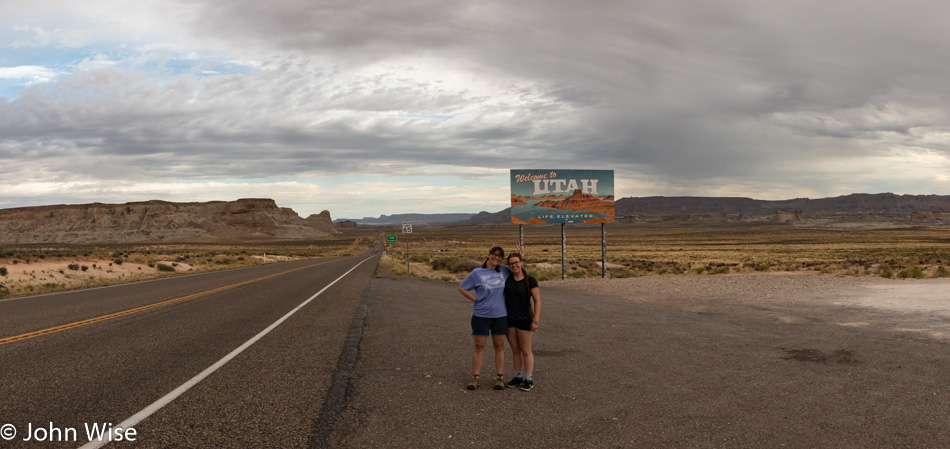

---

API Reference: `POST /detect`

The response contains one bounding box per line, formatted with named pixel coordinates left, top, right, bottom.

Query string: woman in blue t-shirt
left=458, top=245, right=520, bottom=390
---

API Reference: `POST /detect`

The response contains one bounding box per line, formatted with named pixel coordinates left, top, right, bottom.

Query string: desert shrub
left=157, top=264, right=175, bottom=272
left=693, top=267, right=705, bottom=274
left=657, top=268, right=668, bottom=275
left=113, top=258, right=123, bottom=265
left=568, top=270, right=587, bottom=278
left=13, top=260, right=18, bottom=264
left=430, top=257, right=480, bottom=274
left=756, top=263, right=770, bottom=272
left=237, top=256, right=245, bottom=261
left=410, top=254, right=430, bottom=263
left=81, top=265, right=89, bottom=271
left=710, top=267, right=730, bottom=275
left=68, top=263, right=80, bottom=271
left=172, top=262, right=179, bottom=267
left=936, top=266, right=950, bottom=278
left=897, top=267, right=925, bottom=279
left=879, top=266, right=893, bottom=278
left=0, top=267, right=6, bottom=276
left=148, top=262, right=155, bottom=268
left=216, top=258, right=234, bottom=265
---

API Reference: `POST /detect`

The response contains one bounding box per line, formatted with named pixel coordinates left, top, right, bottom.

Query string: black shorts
left=508, top=318, right=533, bottom=331
left=471, top=315, right=508, bottom=336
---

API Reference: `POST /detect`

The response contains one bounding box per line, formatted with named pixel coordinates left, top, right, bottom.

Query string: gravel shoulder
left=335, top=271, right=950, bottom=448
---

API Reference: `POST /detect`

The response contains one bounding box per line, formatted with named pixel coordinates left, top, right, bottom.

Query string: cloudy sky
left=3, top=1, right=950, bottom=219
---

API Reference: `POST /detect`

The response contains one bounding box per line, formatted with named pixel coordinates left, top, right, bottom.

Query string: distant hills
left=0, top=199, right=337, bottom=244
left=6, top=193, right=950, bottom=244
left=408, top=193, right=950, bottom=227
left=335, top=213, right=476, bottom=225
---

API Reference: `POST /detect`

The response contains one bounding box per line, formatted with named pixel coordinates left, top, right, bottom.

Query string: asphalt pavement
left=0, top=254, right=379, bottom=448
left=4, top=255, right=950, bottom=448
left=334, top=274, right=950, bottom=448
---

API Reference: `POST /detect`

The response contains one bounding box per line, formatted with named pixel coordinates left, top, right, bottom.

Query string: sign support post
left=519, top=225, right=524, bottom=252
left=602, top=223, right=607, bottom=278
left=561, top=223, right=567, bottom=280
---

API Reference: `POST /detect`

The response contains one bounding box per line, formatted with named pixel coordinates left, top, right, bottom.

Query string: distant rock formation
left=768, top=210, right=803, bottom=223
left=0, top=199, right=337, bottom=244
left=337, top=212, right=475, bottom=225
left=455, top=193, right=950, bottom=227
left=334, top=220, right=359, bottom=229
left=615, top=193, right=950, bottom=218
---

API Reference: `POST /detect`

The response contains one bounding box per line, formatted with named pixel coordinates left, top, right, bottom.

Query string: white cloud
left=0, top=65, right=58, bottom=83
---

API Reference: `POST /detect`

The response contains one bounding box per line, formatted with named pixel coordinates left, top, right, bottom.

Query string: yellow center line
left=0, top=260, right=338, bottom=346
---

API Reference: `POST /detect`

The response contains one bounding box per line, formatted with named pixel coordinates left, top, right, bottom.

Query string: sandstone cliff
left=0, top=199, right=337, bottom=244
left=615, top=193, right=950, bottom=218
left=455, top=193, right=950, bottom=227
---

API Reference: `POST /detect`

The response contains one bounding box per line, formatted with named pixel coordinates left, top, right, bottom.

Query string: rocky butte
left=0, top=199, right=337, bottom=244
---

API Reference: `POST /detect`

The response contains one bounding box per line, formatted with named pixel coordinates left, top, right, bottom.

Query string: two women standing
left=458, top=245, right=541, bottom=391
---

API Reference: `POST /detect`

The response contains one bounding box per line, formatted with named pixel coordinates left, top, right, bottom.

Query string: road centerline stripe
left=0, top=259, right=340, bottom=346
left=78, top=254, right=375, bottom=449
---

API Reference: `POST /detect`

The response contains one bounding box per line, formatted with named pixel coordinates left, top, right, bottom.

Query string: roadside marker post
left=402, top=221, right=412, bottom=274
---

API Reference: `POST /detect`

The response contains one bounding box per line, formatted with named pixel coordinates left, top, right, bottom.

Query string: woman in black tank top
left=503, top=253, right=541, bottom=391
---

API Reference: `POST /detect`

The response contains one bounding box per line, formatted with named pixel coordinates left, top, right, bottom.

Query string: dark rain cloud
left=4, top=0, right=950, bottom=211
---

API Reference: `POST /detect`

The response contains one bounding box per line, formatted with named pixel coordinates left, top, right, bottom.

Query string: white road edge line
left=79, top=255, right=375, bottom=449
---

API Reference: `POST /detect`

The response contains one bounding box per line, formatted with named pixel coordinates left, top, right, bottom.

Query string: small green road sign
left=387, top=235, right=397, bottom=244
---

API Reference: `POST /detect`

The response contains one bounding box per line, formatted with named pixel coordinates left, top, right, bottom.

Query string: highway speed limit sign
left=402, top=221, right=413, bottom=234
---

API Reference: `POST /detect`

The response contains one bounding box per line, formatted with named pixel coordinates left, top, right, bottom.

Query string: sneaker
left=467, top=376, right=479, bottom=390
left=506, top=376, right=524, bottom=388
left=520, top=379, right=534, bottom=391
left=493, top=375, right=505, bottom=390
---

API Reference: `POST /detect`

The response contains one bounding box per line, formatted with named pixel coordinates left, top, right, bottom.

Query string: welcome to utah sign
left=510, top=169, right=614, bottom=225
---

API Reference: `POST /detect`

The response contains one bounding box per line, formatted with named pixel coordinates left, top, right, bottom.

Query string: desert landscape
left=6, top=194, right=950, bottom=299
left=0, top=233, right=378, bottom=299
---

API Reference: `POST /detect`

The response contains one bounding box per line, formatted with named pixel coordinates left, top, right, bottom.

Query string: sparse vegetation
left=0, top=231, right=378, bottom=298
left=897, top=267, right=926, bottom=279
left=880, top=266, right=894, bottom=278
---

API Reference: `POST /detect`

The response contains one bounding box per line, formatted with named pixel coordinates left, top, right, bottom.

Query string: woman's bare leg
left=472, top=335, right=487, bottom=375
left=506, top=327, right=523, bottom=373
left=518, top=329, right=534, bottom=375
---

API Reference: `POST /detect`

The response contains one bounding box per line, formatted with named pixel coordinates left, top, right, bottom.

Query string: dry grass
left=377, top=223, right=950, bottom=281
left=0, top=228, right=378, bottom=298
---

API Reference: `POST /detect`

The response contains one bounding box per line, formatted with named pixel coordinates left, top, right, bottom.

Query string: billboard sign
left=510, top=169, right=614, bottom=224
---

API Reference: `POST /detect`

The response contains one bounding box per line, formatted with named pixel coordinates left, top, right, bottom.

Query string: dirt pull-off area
left=337, top=269, right=950, bottom=448
left=556, top=272, right=950, bottom=340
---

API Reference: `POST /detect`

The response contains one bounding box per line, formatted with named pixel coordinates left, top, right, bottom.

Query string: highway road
left=0, top=250, right=380, bottom=448
left=5, top=250, right=950, bottom=448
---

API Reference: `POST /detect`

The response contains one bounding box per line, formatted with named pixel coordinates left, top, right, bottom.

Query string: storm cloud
left=2, top=0, right=950, bottom=216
